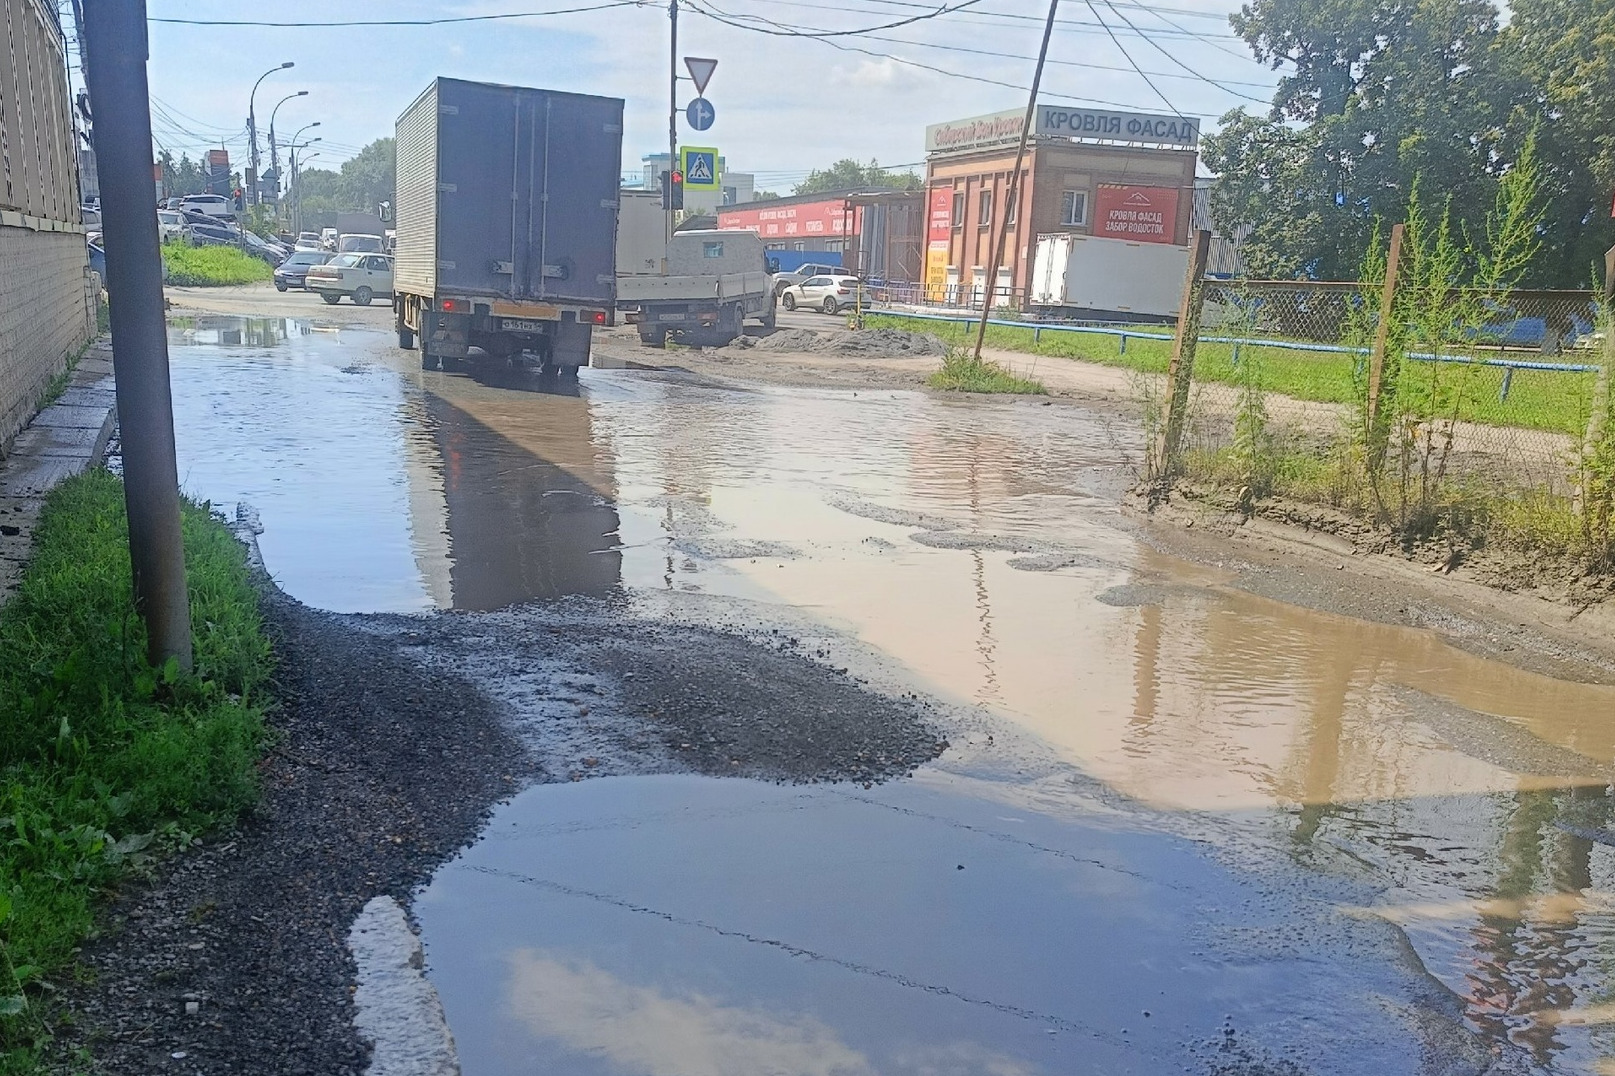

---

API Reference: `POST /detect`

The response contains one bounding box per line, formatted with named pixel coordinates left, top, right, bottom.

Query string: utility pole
left=667, top=0, right=678, bottom=247
left=81, top=0, right=193, bottom=671
left=971, top=0, right=1058, bottom=363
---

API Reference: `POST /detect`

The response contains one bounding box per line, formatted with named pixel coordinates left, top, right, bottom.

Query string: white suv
left=180, top=193, right=233, bottom=219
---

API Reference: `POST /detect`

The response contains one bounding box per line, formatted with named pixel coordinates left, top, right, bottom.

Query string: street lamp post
left=247, top=61, right=293, bottom=205
left=289, top=141, right=320, bottom=235
left=267, top=89, right=307, bottom=206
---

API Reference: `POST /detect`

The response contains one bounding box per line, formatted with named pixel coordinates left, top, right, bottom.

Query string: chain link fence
left=1157, top=244, right=1612, bottom=553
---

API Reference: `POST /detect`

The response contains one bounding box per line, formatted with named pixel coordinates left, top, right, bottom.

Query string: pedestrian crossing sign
left=681, top=146, right=719, bottom=191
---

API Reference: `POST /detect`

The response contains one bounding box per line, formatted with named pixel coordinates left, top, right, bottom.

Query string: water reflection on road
left=166, top=318, right=1615, bottom=1073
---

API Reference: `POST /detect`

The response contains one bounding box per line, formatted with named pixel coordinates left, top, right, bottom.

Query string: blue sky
left=120, top=0, right=1281, bottom=190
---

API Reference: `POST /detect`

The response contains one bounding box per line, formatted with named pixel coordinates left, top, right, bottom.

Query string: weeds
left=162, top=243, right=272, bottom=287
left=0, top=470, right=271, bottom=1069
left=927, top=347, right=1047, bottom=395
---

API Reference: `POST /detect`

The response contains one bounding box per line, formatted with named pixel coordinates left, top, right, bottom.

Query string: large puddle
left=167, top=316, right=1615, bottom=1072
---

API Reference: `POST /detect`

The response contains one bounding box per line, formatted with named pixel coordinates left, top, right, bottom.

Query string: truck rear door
left=434, top=80, right=623, bottom=307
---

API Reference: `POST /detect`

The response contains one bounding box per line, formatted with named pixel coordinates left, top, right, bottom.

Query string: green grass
left=872, top=313, right=1598, bottom=436
left=927, top=347, right=1047, bottom=395
left=161, top=242, right=272, bottom=287
left=0, top=471, right=271, bottom=1070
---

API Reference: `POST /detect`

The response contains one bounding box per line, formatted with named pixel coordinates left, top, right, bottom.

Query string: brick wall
left=0, top=0, right=92, bottom=447
left=0, top=225, right=91, bottom=443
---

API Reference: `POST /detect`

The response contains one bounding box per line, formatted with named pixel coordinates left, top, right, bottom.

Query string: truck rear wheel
left=639, top=325, right=668, bottom=348
left=397, top=319, right=416, bottom=350
left=762, top=299, right=777, bottom=330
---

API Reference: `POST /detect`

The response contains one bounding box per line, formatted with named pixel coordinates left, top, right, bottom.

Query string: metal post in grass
left=1367, top=223, right=1405, bottom=440
left=82, top=0, right=194, bottom=672
left=1155, top=229, right=1213, bottom=478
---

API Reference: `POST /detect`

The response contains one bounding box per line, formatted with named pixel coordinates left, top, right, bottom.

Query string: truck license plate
left=657, top=312, right=686, bottom=322
left=499, top=318, right=548, bottom=332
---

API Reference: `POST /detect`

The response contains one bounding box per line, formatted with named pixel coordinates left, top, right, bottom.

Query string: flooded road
left=167, top=315, right=1615, bottom=1073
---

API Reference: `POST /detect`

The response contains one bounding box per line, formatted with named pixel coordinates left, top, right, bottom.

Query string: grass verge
left=927, top=347, right=1047, bottom=395
left=872, top=312, right=1596, bottom=436
left=162, top=243, right=272, bottom=287
left=0, top=470, right=271, bottom=1071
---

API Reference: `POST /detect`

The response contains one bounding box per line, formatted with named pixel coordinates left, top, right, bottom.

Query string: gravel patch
left=741, top=327, right=947, bottom=357
left=50, top=581, right=950, bottom=1068
left=47, top=592, right=531, bottom=1074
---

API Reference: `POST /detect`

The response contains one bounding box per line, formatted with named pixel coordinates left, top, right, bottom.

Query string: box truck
left=393, top=77, right=624, bottom=374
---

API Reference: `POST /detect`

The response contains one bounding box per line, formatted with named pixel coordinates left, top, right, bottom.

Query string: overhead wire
left=150, top=1, right=650, bottom=27
left=1079, top=0, right=1183, bottom=115
left=1096, top=0, right=1267, bottom=103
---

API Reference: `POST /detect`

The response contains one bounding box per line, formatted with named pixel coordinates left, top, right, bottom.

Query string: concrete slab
left=32, top=404, right=114, bottom=431
left=0, top=455, right=89, bottom=498
left=11, top=423, right=107, bottom=458
left=54, top=385, right=116, bottom=409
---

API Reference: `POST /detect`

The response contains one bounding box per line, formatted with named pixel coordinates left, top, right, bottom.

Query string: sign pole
left=971, top=0, right=1058, bottom=364
left=666, top=0, right=678, bottom=252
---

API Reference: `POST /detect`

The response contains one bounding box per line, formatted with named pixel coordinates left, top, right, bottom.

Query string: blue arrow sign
left=686, top=97, right=716, bottom=132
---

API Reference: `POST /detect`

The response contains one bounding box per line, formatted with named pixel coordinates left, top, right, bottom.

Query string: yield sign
left=684, top=56, right=718, bottom=95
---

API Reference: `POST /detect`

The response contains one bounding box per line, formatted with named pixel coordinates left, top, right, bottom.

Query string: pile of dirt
left=738, top=327, right=948, bottom=357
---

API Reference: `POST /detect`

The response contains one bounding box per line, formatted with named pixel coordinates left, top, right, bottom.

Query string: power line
left=150, top=1, right=649, bottom=26
left=1080, top=0, right=1182, bottom=116
left=686, top=0, right=1221, bottom=115
left=1097, top=0, right=1267, bottom=103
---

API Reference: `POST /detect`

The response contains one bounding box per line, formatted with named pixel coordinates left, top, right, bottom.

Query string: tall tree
left=793, top=158, right=920, bottom=195
left=1499, top=0, right=1615, bottom=284
left=1210, top=0, right=1508, bottom=279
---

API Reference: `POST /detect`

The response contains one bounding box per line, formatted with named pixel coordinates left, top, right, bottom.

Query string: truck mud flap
left=551, top=319, right=593, bottom=368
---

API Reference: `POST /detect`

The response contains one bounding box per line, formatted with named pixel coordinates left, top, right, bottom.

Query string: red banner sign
left=927, top=186, right=953, bottom=244
left=1093, top=184, right=1179, bottom=245
left=718, top=199, right=860, bottom=239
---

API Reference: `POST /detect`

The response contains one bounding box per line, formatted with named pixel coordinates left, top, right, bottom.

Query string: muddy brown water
left=167, top=316, right=1615, bottom=1073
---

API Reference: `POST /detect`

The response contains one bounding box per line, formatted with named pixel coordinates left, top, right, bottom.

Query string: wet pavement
left=165, top=314, right=1615, bottom=1074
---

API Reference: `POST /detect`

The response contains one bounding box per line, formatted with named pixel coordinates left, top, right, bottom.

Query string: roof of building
left=721, top=186, right=919, bottom=212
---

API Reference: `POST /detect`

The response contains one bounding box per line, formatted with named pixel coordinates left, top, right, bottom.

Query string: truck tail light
left=441, top=299, right=458, bottom=312
left=591, top=310, right=607, bottom=324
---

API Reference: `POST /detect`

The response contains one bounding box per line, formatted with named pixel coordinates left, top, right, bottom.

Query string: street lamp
left=267, top=89, right=308, bottom=197
left=288, top=141, right=321, bottom=235
left=247, top=61, right=294, bottom=205
left=291, top=120, right=321, bottom=148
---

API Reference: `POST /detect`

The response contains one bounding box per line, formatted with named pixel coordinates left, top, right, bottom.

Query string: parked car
left=180, top=193, right=233, bottom=219
left=87, top=240, right=106, bottom=281
left=185, top=221, right=237, bottom=247
left=304, top=252, right=394, bottom=305
left=295, top=231, right=322, bottom=251
left=274, top=250, right=332, bottom=291
left=779, top=274, right=868, bottom=315
left=337, top=233, right=385, bottom=254
left=772, top=261, right=846, bottom=297
left=157, top=209, right=186, bottom=243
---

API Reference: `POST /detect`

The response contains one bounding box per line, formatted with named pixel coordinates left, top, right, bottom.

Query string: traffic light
left=660, top=169, right=684, bottom=211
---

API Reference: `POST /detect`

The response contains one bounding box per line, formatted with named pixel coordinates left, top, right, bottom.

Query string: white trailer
left=1030, top=233, right=1188, bottom=321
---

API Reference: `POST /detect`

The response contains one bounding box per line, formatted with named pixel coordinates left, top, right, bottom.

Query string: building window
left=978, top=189, right=993, bottom=228
left=1060, top=190, right=1088, bottom=226
left=794, top=241, right=806, bottom=251
left=1004, top=189, right=1017, bottom=226
left=952, top=191, right=965, bottom=231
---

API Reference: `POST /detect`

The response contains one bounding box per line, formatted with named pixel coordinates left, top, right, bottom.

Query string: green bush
left=161, top=242, right=272, bottom=287
left=0, top=471, right=271, bottom=1067
left=927, top=347, right=1046, bottom=395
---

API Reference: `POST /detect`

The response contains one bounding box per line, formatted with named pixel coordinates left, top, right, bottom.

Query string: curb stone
left=0, top=337, right=116, bottom=600
left=348, top=896, right=461, bottom=1076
